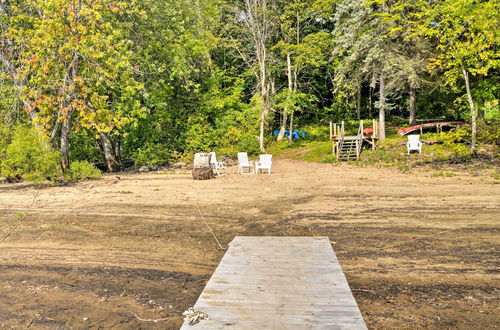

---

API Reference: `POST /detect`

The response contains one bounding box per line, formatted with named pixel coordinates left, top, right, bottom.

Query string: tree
left=382, top=0, right=434, bottom=125
left=1, top=0, right=144, bottom=171
left=407, top=0, right=499, bottom=152
left=333, top=0, right=407, bottom=140
left=274, top=0, right=332, bottom=142
left=230, top=0, right=277, bottom=152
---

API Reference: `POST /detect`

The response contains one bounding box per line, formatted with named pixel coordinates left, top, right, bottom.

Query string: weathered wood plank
left=180, top=236, right=367, bottom=329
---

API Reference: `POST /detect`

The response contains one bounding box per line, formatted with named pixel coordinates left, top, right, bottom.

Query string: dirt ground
left=0, top=159, right=498, bottom=329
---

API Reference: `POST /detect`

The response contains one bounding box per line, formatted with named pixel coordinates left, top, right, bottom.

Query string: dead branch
left=352, top=289, right=376, bottom=294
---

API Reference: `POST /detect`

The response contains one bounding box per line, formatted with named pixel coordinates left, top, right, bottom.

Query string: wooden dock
left=180, top=236, right=367, bottom=329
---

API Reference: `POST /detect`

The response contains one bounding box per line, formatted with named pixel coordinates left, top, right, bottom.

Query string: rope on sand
left=196, top=202, right=227, bottom=251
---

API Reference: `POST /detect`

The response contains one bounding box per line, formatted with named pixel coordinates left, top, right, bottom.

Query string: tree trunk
left=288, top=111, right=294, bottom=145
left=258, top=60, right=270, bottom=153
left=368, top=87, right=373, bottom=118
left=378, top=72, right=386, bottom=141
left=99, top=132, right=120, bottom=172
left=356, top=86, right=362, bottom=120
left=278, top=52, right=294, bottom=142
left=409, top=84, right=417, bottom=126
left=259, top=111, right=266, bottom=152
left=277, top=112, right=288, bottom=141
left=259, top=78, right=272, bottom=153
left=243, top=0, right=273, bottom=153
left=60, top=117, right=70, bottom=171
left=461, top=64, right=477, bottom=154
left=50, top=110, right=62, bottom=143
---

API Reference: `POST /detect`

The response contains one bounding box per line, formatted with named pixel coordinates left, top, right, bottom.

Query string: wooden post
left=329, top=121, right=333, bottom=141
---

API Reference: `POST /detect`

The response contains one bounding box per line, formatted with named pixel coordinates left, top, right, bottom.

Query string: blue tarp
left=273, top=130, right=308, bottom=140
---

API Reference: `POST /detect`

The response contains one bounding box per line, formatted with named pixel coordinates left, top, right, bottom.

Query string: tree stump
left=192, top=153, right=215, bottom=180
left=192, top=167, right=215, bottom=180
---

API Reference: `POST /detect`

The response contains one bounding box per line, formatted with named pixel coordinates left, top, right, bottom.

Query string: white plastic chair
left=210, top=152, right=227, bottom=176
left=255, top=154, right=272, bottom=174
left=407, top=135, right=422, bottom=154
left=237, top=152, right=254, bottom=174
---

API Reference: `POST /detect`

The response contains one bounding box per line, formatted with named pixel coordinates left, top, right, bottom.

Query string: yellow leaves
left=5, top=0, right=142, bottom=141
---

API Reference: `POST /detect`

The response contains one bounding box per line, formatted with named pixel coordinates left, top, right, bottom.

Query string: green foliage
left=361, top=137, right=410, bottom=171
left=301, top=125, right=330, bottom=140
left=1, top=126, right=62, bottom=182
left=184, top=77, right=260, bottom=156
left=0, top=124, right=11, bottom=162
left=477, top=120, right=500, bottom=146
left=69, top=131, right=103, bottom=163
left=131, top=143, right=172, bottom=166
left=431, top=172, right=457, bottom=178
left=65, top=161, right=102, bottom=181
left=0, top=0, right=498, bottom=170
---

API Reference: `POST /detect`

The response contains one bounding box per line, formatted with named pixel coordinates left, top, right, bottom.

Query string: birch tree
left=241, top=0, right=276, bottom=152
left=275, top=0, right=331, bottom=142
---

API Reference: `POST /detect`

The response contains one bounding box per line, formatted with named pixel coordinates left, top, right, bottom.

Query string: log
left=192, top=153, right=215, bottom=180
left=192, top=167, right=215, bottom=180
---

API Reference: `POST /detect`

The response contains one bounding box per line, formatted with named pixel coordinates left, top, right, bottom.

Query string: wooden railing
left=330, top=119, right=380, bottom=157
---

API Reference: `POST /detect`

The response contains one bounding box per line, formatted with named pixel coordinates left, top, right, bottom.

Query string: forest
left=0, top=0, right=498, bottom=179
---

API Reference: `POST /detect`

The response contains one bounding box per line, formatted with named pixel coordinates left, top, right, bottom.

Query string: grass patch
left=267, top=125, right=497, bottom=174
left=118, top=190, right=133, bottom=194
left=268, top=140, right=337, bottom=163
left=431, top=172, right=458, bottom=178
left=491, top=173, right=500, bottom=180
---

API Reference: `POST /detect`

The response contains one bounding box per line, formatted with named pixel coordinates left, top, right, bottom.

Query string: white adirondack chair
left=210, top=152, right=227, bottom=176
left=237, top=152, right=254, bottom=174
left=407, top=135, right=422, bottom=154
left=255, top=154, right=272, bottom=174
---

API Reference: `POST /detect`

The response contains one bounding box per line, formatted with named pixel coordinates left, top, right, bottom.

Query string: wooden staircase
left=330, top=120, right=379, bottom=161
left=338, top=137, right=361, bottom=161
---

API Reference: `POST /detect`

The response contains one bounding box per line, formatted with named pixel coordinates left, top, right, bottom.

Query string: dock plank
left=180, top=236, right=367, bottom=329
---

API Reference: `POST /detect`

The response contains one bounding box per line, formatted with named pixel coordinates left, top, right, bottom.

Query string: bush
left=1, top=126, right=62, bottom=183
left=433, top=128, right=473, bottom=161
left=478, top=119, right=500, bottom=146
left=0, top=124, right=11, bottom=165
left=236, top=134, right=260, bottom=155
left=301, top=125, right=330, bottom=140
left=131, top=143, right=171, bottom=166
left=66, top=161, right=101, bottom=181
